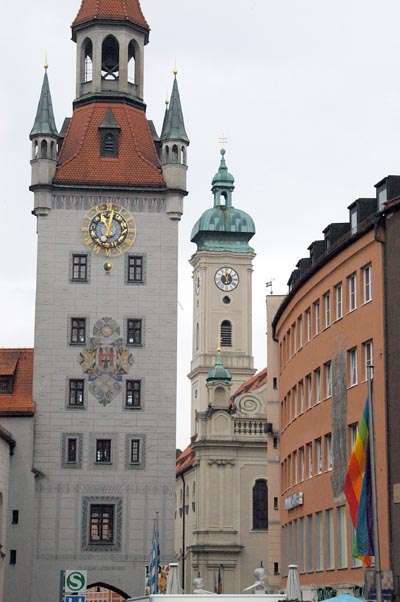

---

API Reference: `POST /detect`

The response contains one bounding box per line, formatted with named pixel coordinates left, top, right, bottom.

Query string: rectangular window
left=9, top=550, right=16, bottom=565
left=315, top=511, right=323, bottom=571
left=349, top=348, right=358, bottom=386
left=12, top=510, right=19, bottom=525
left=298, top=316, right=303, bottom=348
left=72, top=254, right=88, bottom=282
left=292, top=323, right=297, bottom=354
left=274, top=497, right=279, bottom=510
left=350, top=423, right=358, bottom=454
left=337, top=505, right=348, bottom=568
left=71, top=318, right=86, bottom=344
left=306, top=309, right=311, bottom=342
left=316, top=438, right=322, bottom=474
left=325, top=361, right=332, bottom=398
left=127, top=319, right=142, bottom=346
left=326, top=508, right=334, bottom=570
left=126, top=380, right=141, bottom=408
left=325, top=433, right=333, bottom=470
left=307, top=442, right=313, bottom=478
left=274, top=562, right=279, bottom=575
left=130, top=439, right=141, bottom=463
left=335, top=283, right=343, bottom=320
left=314, top=301, right=320, bottom=335
left=0, top=376, right=13, bottom=395
left=67, top=438, right=78, bottom=463
left=299, top=380, right=304, bottom=414
left=273, top=377, right=278, bottom=390
left=348, top=273, right=357, bottom=311
left=299, top=447, right=305, bottom=481
left=293, top=518, right=298, bottom=564
left=363, top=340, right=373, bottom=381
left=350, top=208, right=357, bottom=234
left=324, top=293, right=331, bottom=328
left=315, top=368, right=321, bottom=403
left=96, top=439, right=112, bottom=463
left=127, top=255, right=144, bottom=283
left=306, top=374, right=312, bottom=409
left=292, top=387, right=297, bottom=419
left=363, top=265, right=372, bottom=303
left=299, top=517, right=305, bottom=573
left=307, top=514, right=313, bottom=572
left=89, top=504, right=114, bottom=543
left=69, top=379, right=84, bottom=407
left=293, top=450, right=298, bottom=484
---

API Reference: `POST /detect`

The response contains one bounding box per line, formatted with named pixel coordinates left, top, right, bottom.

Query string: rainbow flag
left=344, top=399, right=374, bottom=566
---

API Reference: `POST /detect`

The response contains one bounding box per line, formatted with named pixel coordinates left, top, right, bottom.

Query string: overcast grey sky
left=2, top=0, right=400, bottom=449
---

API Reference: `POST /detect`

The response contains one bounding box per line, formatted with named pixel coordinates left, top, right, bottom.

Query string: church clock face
left=81, top=202, right=136, bottom=257
left=214, top=267, right=239, bottom=292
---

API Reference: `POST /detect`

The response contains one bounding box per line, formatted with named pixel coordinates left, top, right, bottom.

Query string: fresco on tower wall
left=79, top=317, right=133, bottom=406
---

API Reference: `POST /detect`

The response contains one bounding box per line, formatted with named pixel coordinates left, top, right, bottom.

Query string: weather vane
left=266, top=278, right=275, bottom=295
left=218, top=134, right=228, bottom=148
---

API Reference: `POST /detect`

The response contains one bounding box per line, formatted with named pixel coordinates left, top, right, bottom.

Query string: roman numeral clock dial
left=81, top=203, right=136, bottom=257
left=214, top=267, right=239, bottom=292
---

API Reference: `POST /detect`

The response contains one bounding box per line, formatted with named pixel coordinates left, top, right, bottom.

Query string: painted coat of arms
left=79, top=317, right=133, bottom=406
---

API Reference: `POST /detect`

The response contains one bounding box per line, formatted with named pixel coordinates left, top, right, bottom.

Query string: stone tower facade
left=188, top=150, right=256, bottom=433
left=25, top=2, right=188, bottom=601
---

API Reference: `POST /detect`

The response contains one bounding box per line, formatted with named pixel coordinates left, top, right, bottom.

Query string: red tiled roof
left=54, top=103, right=165, bottom=188
left=0, top=350, right=34, bottom=416
left=73, top=0, right=149, bottom=30
left=176, top=444, right=195, bottom=476
left=231, top=367, right=268, bottom=400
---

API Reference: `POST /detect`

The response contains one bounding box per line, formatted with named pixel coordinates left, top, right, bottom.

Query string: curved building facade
left=273, top=195, right=392, bottom=597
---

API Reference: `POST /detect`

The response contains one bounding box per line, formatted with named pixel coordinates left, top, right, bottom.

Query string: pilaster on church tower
left=188, top=149, right=256, bottom=434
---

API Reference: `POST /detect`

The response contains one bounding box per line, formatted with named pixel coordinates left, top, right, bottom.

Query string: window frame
left=314, top=368, right=321, bottom=404
left=127, top=255, right=144, bottom=284
left=348, top=273, right=357, bottom=312
left=306, top=309, right=311, bottom=342
left=325, top=361, right=332, bottom=398
left=221, top=320, right=232, bottom=347
left=362, top=264, right=372, bottom=303
left=68, top=379, right=84, bottom=408
left=363, top=340, right=373, bottom=381
left=316, top=438, right=322, bottom=474
left=314, top=301, right=320, bottom=335
left=252, top=479, right=268, bottom=530
left=89, top=504, right=115, bottom=544
left=71, top=254, right=88, bottom=282
left=127, top=319, right=143, bottom=346
left=126, top=379, right=142, bottom=409
left=0, top=375, right=13, bottom=395
left=349, top=348, right=358, bottom=387
left=70, top=318, right=86, bottom=345
left=95, top=439, right=112, bottom=464
left=324, top=292, right=331, bottom=328
left=325, top=433, right=333, bottom=471
left=335, top=283, right=343, bottom=320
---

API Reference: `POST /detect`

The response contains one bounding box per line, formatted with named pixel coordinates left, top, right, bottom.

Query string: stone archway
left=87, top=583, right=130, bottom=601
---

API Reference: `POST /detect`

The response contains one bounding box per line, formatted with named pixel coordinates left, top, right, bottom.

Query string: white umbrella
left=286, top=564, right=302, bottom=601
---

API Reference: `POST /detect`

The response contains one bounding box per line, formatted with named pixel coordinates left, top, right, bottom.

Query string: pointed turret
left=30, top=67, right=58, bottom=139
left=161, top=75, right=189, bottom=144
left=161, top=72, right=189, bottom=220
left=207, top=350, right=232, bottom=384
left=30, top=67, right=58, bottom=210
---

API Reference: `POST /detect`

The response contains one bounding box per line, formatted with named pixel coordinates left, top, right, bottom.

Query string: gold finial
left=173, top=67, right=178, bottom=76
left=44, top=51, right=48, bottom=70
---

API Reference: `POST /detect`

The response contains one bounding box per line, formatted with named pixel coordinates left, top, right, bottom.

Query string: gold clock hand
left=106, top=210, right=115, bottom=236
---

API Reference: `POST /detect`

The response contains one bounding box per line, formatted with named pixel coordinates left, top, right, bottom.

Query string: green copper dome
left=207, top=351, right=232, bottom=384
left=191, top=149, right=255, bottom=253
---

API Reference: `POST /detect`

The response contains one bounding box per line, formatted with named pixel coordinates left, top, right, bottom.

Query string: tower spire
left=30, top=67, right=58, bottom=138
left=161, top=74, right=189, bottom=143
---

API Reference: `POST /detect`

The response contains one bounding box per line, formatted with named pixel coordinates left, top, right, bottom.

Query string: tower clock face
left=214, top=267, right=239, bottom=292
left=81, top=202, right=136, bottom=257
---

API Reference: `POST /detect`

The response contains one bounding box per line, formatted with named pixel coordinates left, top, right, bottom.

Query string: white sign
left=284, top=491, right=304, bottom=511
left=65, top=570, right=87, bottom=593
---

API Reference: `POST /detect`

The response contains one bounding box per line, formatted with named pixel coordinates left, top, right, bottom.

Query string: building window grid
left=0, top=376, right=13, bottom=395
left=127, top=255, right=143, bottom=283
left=67, top=438, right=78, bottom=463
left=126, top=380, right=141, bottom=408
left=335, top=284, right=343, bottom=320
left=72, top=254, right=88, bottom=281
left=71, top=318, right=86, bottom=344
left=89, top=504, right=114, bottom=544
left=315, top=368, right=321, bottom=403
left=348, top=273, right=357, bottom=312
left=324, top=293, right=331, bottom=328
left=325, top=361, right=332, bottom=398
left=349, top=348, right=358, bottom=387
left=363, top=265, right=372, bottom=303
left=252, top=479, right=268, bottom=530
left=127, top=319, right=142, bottom=346
left=130, top=439, right=140, bottom=463
left=69, top=379, right=84, bottom=407
left=96, top=439, right=112, bottom=463
left=314, top=301, right=320, bottom=335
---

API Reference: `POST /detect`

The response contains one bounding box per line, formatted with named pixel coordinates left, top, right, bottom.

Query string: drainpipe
left=180, top=473, right=186, bottom=592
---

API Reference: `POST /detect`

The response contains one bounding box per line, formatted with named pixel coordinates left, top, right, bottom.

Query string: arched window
left=84, top=39, right=93, bottom=82
left=181, top=145, right=187, bottom=165
left=253, top=479, right=268, bottom=530
left=50, top=141, right=55, bottom=159
left=172, top=144, right=179, bottom=163
left=185, top=485, right=189, bottom=515
left=220, top=320, right=232, bottom=347
left=102, top=35, right=119, bottom=80
left=165, top=146, right=170, bottom=163
left=33, top=141, right=38, bottom=159
left=192, top=482, right=196, bottom=512
left=128, top=40, right=137, bottom=84
left=40, top=139, right=48, bottom=159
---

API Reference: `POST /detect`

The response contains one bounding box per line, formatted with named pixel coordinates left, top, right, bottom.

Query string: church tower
left=25, top=2, right=188, bottom=601
left=189, top=149, right=255, bottom=433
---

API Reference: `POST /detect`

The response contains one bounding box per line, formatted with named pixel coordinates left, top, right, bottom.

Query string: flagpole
left=367, top=367, right=382, bottom=602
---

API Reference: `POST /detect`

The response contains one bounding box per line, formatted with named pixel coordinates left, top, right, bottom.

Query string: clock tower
left=189, top=149, right=255, bottom=433
left=26, top=1, right=188, bottom=601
